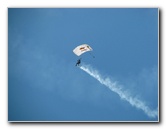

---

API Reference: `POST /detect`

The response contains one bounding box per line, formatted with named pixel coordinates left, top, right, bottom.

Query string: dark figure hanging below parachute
left=75, top=58, right=81, bottom=66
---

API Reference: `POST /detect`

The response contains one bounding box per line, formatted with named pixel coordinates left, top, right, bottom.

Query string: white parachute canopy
left=73, top=44, right=93, bottom=56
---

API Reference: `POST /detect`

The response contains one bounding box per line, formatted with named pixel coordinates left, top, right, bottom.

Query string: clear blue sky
left=8, top=8, right=158, bottom=121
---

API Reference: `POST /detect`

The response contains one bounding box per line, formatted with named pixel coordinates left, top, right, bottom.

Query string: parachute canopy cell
left=73, top=44, right=93, bottom=56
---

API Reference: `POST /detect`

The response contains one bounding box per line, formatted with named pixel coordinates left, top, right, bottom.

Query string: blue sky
left=8, top=8, right=158, bottom=121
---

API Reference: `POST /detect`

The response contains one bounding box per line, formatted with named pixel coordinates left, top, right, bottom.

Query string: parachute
left=73, top=44, right=93, bottom=56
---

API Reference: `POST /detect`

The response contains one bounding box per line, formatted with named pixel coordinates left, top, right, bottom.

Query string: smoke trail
left=79, top=64, right=158, bottom=118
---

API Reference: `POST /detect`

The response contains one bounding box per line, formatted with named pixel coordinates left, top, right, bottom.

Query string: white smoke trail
left=79, top=64, right=158, bottom=118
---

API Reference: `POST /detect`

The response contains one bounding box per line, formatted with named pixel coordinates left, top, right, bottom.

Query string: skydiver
left=75, top=58, right=81, bottom=66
